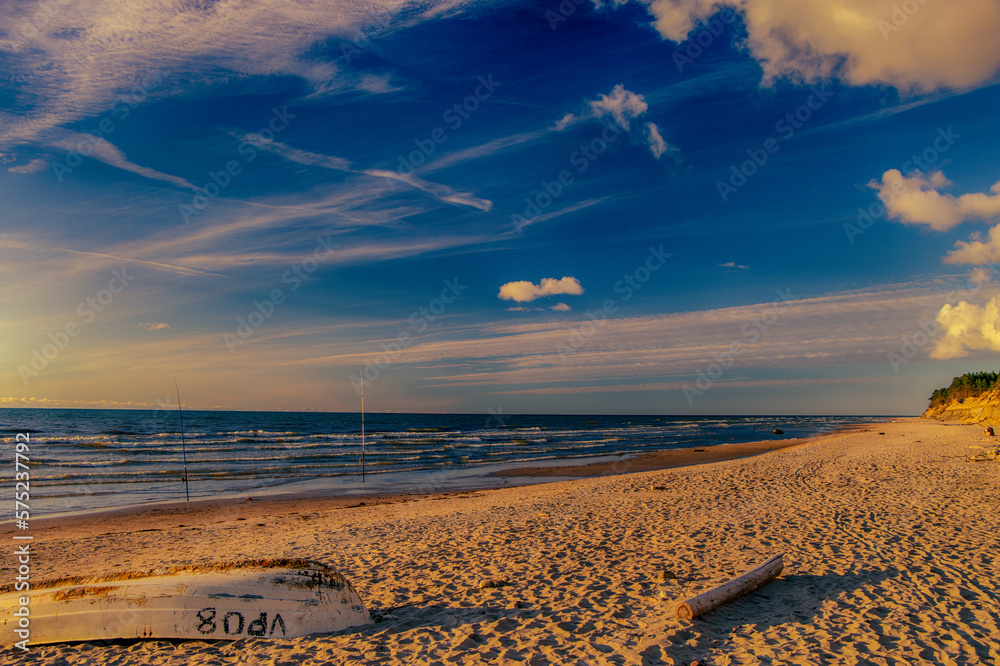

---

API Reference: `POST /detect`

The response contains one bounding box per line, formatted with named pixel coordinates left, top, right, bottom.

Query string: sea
left=2, top=409, right=889, bottom=517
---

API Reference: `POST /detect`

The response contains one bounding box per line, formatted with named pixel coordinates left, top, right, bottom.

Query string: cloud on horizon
left=0, top=277, right=972, bottom=411
left=280, top=280, right=966, bottom=400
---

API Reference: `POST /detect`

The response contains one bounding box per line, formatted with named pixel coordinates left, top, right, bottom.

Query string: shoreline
left=12, top=424, right=879, bottom=529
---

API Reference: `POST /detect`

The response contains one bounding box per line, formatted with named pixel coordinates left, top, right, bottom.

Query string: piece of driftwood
left=674, top=553, right=784, bottom=620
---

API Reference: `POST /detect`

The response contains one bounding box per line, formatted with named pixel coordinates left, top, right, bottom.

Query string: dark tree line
left=929, top=372, right=1000, bottom=408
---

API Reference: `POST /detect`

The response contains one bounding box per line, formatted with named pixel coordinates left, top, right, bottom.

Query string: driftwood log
left=674, top=553, right=784, bottom=620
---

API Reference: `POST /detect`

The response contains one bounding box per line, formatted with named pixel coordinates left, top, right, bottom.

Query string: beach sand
left=4, top=418, right=1000, bottom=665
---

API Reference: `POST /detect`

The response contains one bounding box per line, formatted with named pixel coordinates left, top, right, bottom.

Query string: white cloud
left=968, top=267, right=993, bottom=286
left=588, top=85, right=648, bottom=131
left=947, top=227, right=1000, bottom=266
left=719, top=261, right=749, bottom=269
left=47, top=130, right=198, bottom=189
left=0, top=0, right=465, bottom=147
left=365, top=168, right=493, bottom=211
left=500, top=376, right=892, bottom=396
left=35, top=174, right=495, bottom=280
left=641, top=0, right=728, bottom=42
left=498, top=277, right=585, bottom=303
left=870, top=169, right=1000, bottom=265
left=0, top=396, right=175, bottom=409
left=355, top=73, right=403, bottom=94
left=930, top=296, right=1000, bottom=359
left=506, top=198, right=611, bottom=234
left=8, top=158, right=47, bottom=174
left=242, top=134, right=350, bottom=171
left=554, top=113, right=578, bottom=131
left=422, top=131, right=547, bottom=174
left=555, top=85, right=675, bottom=159
left=869, top=170, right=1000, bottom=232
left=550, top=302, right=571, bottom=311
left=635, top=0, right=1000, bottom=93
left=556, top=84, right=648, bottom=132
left=0, top=237, right=228, bottom=278
left=644, top=122, right=675, bottom=159
left=138, top=322, right=170, bottom=331
left=244, top=135, right=493, bottom=211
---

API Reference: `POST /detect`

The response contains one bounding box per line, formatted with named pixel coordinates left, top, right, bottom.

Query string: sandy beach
left=4, top=417, right=1000, bottom=665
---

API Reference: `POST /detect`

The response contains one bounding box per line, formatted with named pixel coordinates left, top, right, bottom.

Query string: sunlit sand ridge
left=6, top=418, right=999, bottom=664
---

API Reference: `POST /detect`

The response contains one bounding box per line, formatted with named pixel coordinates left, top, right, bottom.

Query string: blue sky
left=2, top=0, right=1000, bottom=414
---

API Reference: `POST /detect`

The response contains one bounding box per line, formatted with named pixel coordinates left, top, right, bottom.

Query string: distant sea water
left=1, top=409, right=889, bottom=517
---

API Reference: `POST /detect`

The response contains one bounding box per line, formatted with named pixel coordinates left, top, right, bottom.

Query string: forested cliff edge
left=922, top=372, right=1000, bottom=424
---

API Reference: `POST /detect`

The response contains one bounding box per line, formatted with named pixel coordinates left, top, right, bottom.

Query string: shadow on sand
left=642, top=567, right=900, bottom=665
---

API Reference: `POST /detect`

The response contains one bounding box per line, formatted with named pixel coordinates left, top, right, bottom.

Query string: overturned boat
left=1, top=558, right=370, bottom=646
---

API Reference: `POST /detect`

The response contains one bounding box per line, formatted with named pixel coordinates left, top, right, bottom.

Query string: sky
left=2, top=0, right=1000, bottom=415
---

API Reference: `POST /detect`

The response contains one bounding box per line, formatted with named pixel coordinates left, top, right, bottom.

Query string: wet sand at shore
left=491, top=436, right=815, bottom=478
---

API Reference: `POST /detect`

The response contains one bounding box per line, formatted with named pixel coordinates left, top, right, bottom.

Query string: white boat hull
left=1, top=559, right=370, bottom=646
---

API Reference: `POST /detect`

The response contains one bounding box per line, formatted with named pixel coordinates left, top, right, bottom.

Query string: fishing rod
left=173, top=375, right=190, bottom=502
left=361, top=381, right=365, bottom=486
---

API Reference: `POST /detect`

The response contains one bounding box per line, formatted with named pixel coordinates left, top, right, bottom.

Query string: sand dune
left=3, top=418, right=999, bottom=665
